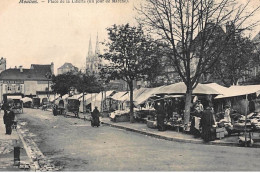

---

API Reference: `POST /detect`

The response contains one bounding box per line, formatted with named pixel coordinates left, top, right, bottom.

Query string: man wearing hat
left=3, top=104, right=15, bottom=135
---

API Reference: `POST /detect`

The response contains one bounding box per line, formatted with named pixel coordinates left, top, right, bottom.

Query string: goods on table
left=134, top=109, right=156, bottom=123
left=109, top=110, right=130, bottom=122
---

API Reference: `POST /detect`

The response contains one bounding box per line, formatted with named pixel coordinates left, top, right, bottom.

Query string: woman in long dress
left=200, top=106, right=216, bottom=142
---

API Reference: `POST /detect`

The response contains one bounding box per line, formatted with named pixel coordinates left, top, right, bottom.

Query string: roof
left=58, top=63, right=78, bottom=70
left=0, top=64, right=52, bottom=81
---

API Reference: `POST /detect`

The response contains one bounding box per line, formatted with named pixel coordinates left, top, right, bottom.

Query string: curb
left=16, top=123, right=59, bottom=171
left=101, top=121, right=260, bottom=148
left=101, top=121, right=204, bottom=144
left=16, top=127, right=39, bottom=171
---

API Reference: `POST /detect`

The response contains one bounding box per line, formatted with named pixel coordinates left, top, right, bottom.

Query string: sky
left=0, top=0, right=259, bottom=74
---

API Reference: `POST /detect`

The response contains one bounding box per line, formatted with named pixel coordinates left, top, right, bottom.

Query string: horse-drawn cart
left=67, top=98, right=80, bottom=118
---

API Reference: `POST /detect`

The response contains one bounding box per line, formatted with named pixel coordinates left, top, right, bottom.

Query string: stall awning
left=7, top=95, right=22, bottom=100
left=134, top=86, right=165, bottom=105
left=21, top=97, right=32, bottom=102
left=111, top=91, right=128, bottom=101
left=215, top=85, right=260, bottom=99
left=155, top=82, right=220, bottom=95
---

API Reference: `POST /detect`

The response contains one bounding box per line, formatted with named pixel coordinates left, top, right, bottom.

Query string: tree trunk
left=129, top=80, right=134, bottom=123
left=184, top=88, right=192, bottom=129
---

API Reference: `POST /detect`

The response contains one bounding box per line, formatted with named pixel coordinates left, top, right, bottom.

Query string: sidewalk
left=51, top=110, right=260, bottom=148
left=0, top=112, right=31, bottom=171
left=100, top=117, right=241, bottom=146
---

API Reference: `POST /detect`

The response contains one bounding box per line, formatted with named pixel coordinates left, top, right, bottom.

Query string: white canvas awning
left=155, top=82, right=220, bottom=95
left=111, top=91, right=128, bottom=101
left=7, top=95, right=22, bottom=100
left=21, top=97, right=32, bottom=102
left=215, top=85, right=260, bottom=99
left=134, top=86, right=165, bottom=106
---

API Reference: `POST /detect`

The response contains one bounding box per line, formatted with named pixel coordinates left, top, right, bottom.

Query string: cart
left=66, top=98, right=80, bottom=118
left=32, top=97, right=40, bottom=109
left=41, top=97, right=50, bottom=110
left=12, top=99, right=23, bottom=114
left=53, top=99, right=66, bottom=115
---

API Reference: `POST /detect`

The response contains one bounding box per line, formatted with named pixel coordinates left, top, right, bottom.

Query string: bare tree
left=136, top=0, right=260, bottom=127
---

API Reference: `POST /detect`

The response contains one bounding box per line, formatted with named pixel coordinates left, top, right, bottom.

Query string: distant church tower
left=86, top=34, right=102, bottom=75
left=0, top=57, right=6, bottom=74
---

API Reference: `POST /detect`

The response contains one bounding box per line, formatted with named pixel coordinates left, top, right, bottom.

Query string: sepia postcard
left=1, top=0, right=260, bottom=171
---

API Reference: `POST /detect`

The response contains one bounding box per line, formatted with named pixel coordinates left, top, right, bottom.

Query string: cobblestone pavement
left=14, top=108, right=260, bottom=171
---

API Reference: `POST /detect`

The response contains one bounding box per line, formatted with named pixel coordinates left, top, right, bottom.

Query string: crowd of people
left=152, top=97, right=238, bottom=142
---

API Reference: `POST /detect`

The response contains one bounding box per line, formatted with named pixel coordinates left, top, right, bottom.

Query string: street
left=14, top=108, right=260, bottom=171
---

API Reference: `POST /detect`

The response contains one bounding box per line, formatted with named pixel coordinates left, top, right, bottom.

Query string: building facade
left=57, top=62, right=79, bottom=75
left=0, top=63, right=54, bottom=102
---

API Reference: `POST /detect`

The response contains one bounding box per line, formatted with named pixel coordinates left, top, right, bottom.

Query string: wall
left=24, top=81, right=49, bottom=96
left=24, top=81, right=38, bottom=95
left=0, top=83, right=25, bottom=102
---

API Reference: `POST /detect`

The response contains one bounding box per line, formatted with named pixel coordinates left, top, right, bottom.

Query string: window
left=12, top=85, right=16, bottom=92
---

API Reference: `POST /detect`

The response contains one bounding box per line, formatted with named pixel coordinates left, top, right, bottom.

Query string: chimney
left=19, top=65, right=23, bottom=72
left=51, top=62, right=54, bottom=74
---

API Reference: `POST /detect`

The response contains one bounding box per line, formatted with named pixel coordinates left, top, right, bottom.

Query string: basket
left=147, top=120, right=157, bottom=129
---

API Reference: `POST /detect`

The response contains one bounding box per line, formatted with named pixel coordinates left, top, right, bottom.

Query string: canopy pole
left=245, top=94, right=248, bottom=147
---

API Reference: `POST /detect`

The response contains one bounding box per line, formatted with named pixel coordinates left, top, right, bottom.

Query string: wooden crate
left=216, top=128, right=225, bottom=139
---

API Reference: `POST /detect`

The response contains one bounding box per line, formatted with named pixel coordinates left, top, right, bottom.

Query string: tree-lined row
left=99, top=0, right=260, bottom=124
left=51, top=72, right=102, bottom=97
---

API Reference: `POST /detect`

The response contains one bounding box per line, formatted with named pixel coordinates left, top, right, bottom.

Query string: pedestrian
left=196, top=100, right=204, bottom=113
left=249, top=99, right=255, bottom=113
left=155, top=101, right=166, bottom=131
left=178, top=99, right=185, bottom=118
left=91, top=106, right=100, bottom=127
left=166, top=99, right=174, bottom=120
left=3, top=105, right=15, bottom=135
left=200, top=106, right=217, bottom=142
left=52, top=104, right=58, bottom=116
left=224, top=105, right=231, bottom=123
